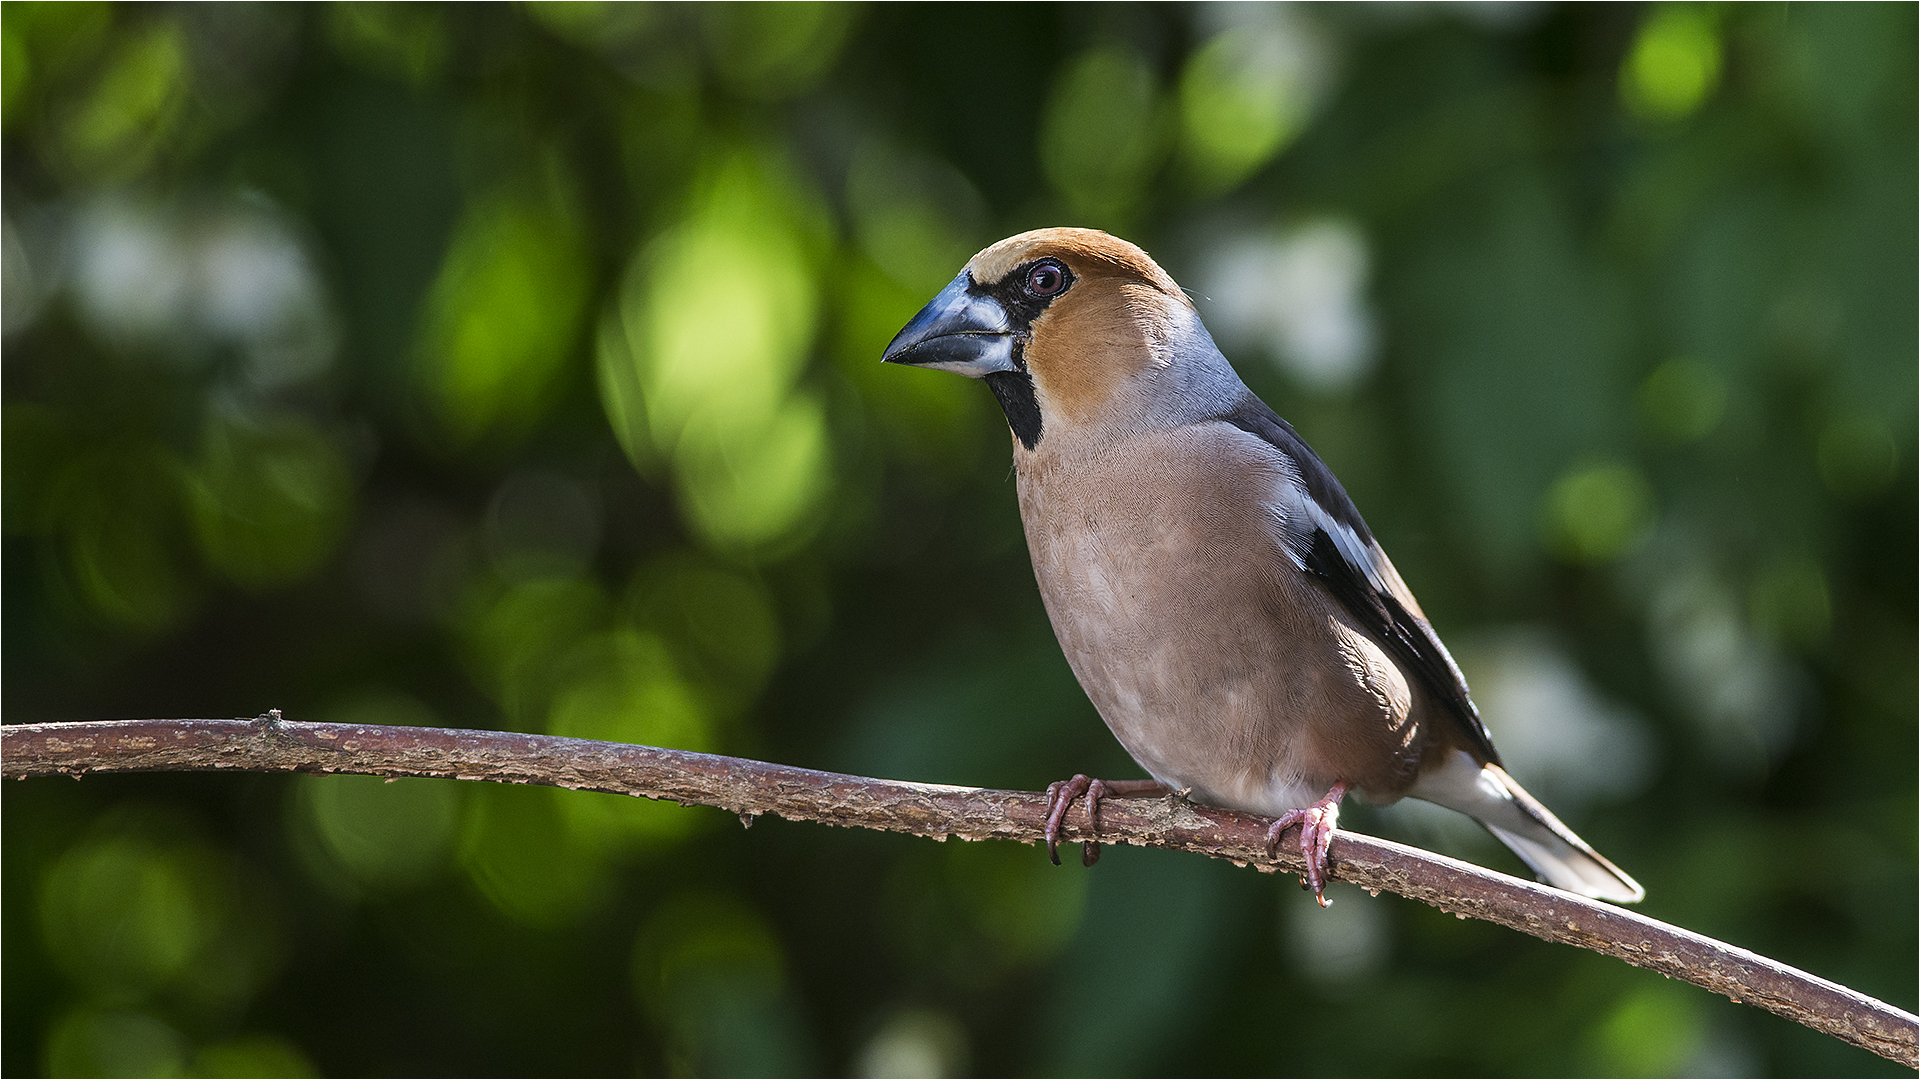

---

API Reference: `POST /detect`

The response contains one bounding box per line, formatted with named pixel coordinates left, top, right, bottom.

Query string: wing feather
left=1217, top=396, right=1501, bottom=766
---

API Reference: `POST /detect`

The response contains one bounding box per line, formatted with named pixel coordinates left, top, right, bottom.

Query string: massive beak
left=880, top=271, right=1018, bottom=377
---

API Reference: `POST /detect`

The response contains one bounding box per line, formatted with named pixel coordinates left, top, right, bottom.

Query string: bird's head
left=882, top=228, right=1242, bottom=451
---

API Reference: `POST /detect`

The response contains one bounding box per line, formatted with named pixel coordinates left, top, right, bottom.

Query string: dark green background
left=4, top=3, right=1913, bottom=1076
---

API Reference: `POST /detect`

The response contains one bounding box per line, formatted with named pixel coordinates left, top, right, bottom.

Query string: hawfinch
left=882, top=228, right=1643, bottom=906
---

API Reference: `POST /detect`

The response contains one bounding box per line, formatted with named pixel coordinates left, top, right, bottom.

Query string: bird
left=880, top=227, right=1643, bottom=906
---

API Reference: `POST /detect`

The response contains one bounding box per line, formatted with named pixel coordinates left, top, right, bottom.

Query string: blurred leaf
left=185, top=411, right=354, bottom=590
left=326, top=2, right=447, bottom=86
left=459, top=574, right=611, bottom=724
left=190, top=1035, right=317, bottom=1078
left=601, top=146, right=834, bottom=551
left=1590, top=981, right=1705, bottom=1075
left=1620, top=5, right=1722, bottom=123
left=1541, top=460, right=1655, bottom=565
left=38, top=812, right=281, bottom=1018
left=1816, top=412, right=1897, bottom=499
left=698, top=2, right=851, bottom=99
left=624, top=551, right=782, bottom=713
left=40, top=443, right=201, bottom=632
left=1637, top=358, right=1726, bottom=442
left=1178, top=21, right=1321, bottom=194
left=44, top=1008, right=188, bottom=1079
left=296, top=728, right=463, bottom=895
left=634, top=892, right=814, bottom=1075
left=57, top=18, right=188, bottom=183
left=415, top=171, right=593, bottom=447
left=1748, top=553, right=1832, bottom=651
left=1040, top=45, right=1168, bottom=225
left=459, top=782, right=614, bottom=929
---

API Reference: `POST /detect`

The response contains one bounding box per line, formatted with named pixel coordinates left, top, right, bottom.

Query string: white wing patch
left=1260, top=449, right=1389, bottom=593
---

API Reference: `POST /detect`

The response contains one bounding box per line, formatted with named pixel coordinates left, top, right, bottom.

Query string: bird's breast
left=1014, top=428, right=1361, bottom=813
left=1012, top=424, right=1436, bottom=813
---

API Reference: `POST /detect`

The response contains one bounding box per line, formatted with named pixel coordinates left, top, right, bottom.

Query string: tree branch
left=4, top=714, right=1913, bottom=1066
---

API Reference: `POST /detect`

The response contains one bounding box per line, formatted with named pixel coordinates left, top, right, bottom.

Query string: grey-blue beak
left=881, top=271, right=1019, bottom=377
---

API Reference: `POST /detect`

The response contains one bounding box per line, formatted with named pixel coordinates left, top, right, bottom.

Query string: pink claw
left=1044, top=774, right=1096, bottom=865
left=1044, top=775, right=1171, bottom=866
left=1265, top=782, right=1349, bottom=907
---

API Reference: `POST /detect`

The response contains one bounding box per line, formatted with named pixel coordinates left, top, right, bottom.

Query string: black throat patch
left=970, top=261, right=1073, bottom=451
left=984, top=369, right=1042, bottom=450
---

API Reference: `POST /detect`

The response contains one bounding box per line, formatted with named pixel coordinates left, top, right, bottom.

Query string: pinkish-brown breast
left=1013, top=421, right=1440, bottom=814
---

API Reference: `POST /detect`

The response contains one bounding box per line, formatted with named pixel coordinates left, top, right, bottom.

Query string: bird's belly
left=1028, top=517, right=1331, bottom=817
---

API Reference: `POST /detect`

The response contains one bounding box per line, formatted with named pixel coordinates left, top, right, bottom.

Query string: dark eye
left=1025, top=260, right=1067, bottom=297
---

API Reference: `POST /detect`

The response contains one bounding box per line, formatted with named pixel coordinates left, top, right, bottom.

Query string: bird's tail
left=1411, top=754, right=1645, bottom=904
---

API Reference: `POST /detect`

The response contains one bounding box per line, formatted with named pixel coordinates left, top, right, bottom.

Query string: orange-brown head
left=883, top=228, right=1242, bottom=450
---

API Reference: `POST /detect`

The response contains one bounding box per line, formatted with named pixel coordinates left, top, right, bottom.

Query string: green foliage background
left=3, top=3, right=1913, bottom=1076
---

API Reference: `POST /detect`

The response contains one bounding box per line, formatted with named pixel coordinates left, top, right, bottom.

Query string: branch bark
left=5, top=714, right=1914, bottom=1067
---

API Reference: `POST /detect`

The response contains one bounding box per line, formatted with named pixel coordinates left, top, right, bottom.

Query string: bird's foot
left=1043, top=775, right=1171, bottom=867
left=1265, top=782, right=1350, bottom=907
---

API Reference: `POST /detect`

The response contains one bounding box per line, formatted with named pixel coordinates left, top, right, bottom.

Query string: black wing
left=1218, top=396, right=1502, bottom=767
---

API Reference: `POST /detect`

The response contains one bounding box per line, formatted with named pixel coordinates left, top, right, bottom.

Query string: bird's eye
left=1025, top=260, right=1067, bottom=297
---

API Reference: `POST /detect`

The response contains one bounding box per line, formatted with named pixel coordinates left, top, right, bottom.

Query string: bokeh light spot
left=298, top=698, right=463, bottom=892
left=186, top=410, right=354, bottom=589
left=546, top=628, right=714, bottom=846
left=1816, top=412, right=1897, bottom=498
left=416, top=179, right=591, bottom=447
left=845, top=141, right=986, bottom=296
left=634, top=892, right=814, bottom=1075
left=41, top=836, right=206, bottom=994
left=327, top=2, right=448, bottom=86
left=525, top=2, right=660, bottom=54
left=191, top=1034, right=318, bottom=1078
left=1199, top=220, right=1377, bottom=393
left=49, top=446, right=201, bottom=631
left=59, top=20, right=188, bottom=182
left=1620, top=5, right=1721, bottom=123
left=44, top=1008, right=189, bottom=1079
left=461, top=574, right=612, bottom=724
left=601, top=149, right=833, bottom=551
left=945, top=840, right=1088, bottom=967
left=1592, top=983, right=1705, bottom=1074
left=1748, top=554, right=1832, bottom=650
left=1178, top=16, right=1324, bottom=194
left=626, top=551, right=782, bottom=711
left=1281, top=883, right=1388, bottom=984
left=699, top=3, right=851, bottom=99
left=1637, top=358, right=1727, bottom=442
left=37, top=815, right=282, bottom=1018
left=1040, top=45, right=1168, bottom=225
left=460, top=782, right=613, bottom=928
left=1, top=21, right=32, bottom=131
left=856, top=1008, right=969, bottom=1080
left=1541, top=461, right=1655, bottom=564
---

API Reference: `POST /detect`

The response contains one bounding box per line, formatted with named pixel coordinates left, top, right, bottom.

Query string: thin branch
left=4, top=714, right=1914, bottom=1067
